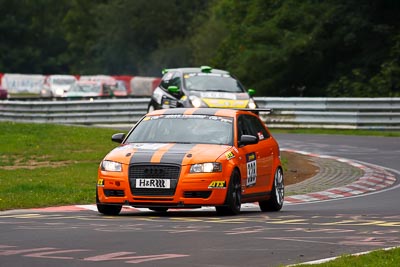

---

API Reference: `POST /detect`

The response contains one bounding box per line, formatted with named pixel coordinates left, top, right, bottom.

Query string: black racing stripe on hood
left=129, top=150, right=155, bottom=164
left=159, top=143, right=197, bottom=164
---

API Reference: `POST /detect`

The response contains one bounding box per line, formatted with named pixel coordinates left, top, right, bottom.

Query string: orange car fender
left=220, top=154, right=242, bottom=187
left=97, top=162, right=130, bottom=202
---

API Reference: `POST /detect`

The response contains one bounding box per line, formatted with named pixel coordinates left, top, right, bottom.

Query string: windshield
left=184, top=73, right=244, bottom=93
left=125, top=115, right=233, bottom=145
left=114, top=81, right=126, bottom=91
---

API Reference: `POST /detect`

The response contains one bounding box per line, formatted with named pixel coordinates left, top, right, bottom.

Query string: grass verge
left=0, top=121, right=117, bottom=210
left=291, top=247, right=400, bottom=267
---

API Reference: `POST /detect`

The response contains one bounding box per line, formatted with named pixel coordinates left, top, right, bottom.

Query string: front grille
left=129, top=164, right=181, bottom=196
left=183, top=191, right=211, bottom=198
left=104, top=189, right=125, bottom=197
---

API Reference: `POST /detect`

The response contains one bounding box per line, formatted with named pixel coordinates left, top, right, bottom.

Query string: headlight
left=248, top=99, right=257, bottom=109
left=189, top=95, right=204, bottom=108
left=153, top=88, right=164, bottom=103
left=101, top=160, right=122, bottom=172
left=55, top=88, right=64, bottom=96
left=190, top=162, right=222, bottom=173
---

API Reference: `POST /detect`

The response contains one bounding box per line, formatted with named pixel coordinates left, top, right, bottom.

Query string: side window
left=160, top=72, right=181, bottom=91
left=248, top=115, right=270, bottom=140
left=237, top=115, right=270, bottom=141
left=237, top=115, right=252, bottom=140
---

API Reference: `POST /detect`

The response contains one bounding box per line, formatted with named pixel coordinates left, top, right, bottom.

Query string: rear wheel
left=96, top=191, right=122, bottom=215
left=216, top=169, right=241, bottom=216
left=259, top=168, right=284, bottom=212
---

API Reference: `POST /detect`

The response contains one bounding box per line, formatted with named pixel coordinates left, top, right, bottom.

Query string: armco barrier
left=0, top=97, right=399, bottom=129
left=256, top=97, right=400, bottom=130
left=0, top=98, right=149, bottom=125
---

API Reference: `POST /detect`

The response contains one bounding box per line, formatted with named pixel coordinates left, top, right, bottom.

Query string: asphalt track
left=0, top=133, right=399, bottom=267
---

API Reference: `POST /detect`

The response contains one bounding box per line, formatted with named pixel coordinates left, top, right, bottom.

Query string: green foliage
left=63, top=0, right=101, bottom=74
left=327, top=32, right=400, bottom=97
left=188, top=1, right=229, bottom=67
left=0, top=0, right=399, bottom=96
left=207, top=0, right=400, bottom=97
left=0, top=0, right=71, bottom=73
left=68, top=0, right=209, bottom=75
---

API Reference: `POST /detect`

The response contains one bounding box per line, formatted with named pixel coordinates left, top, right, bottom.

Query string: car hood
left=104, top=143, right=233, bottom=165
left=190, top=91, right=250, bottom=108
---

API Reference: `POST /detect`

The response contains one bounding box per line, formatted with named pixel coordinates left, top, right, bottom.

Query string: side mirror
left=168, top=85, right=180, bottom=94
left=239, top=134, right=258, bottom=146
left=111, top=133, right=126, bottom=143
left=247, top=88, right=256, bottom=96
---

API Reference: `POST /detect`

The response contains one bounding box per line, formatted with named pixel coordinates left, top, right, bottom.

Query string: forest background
left=0, top=0, right=399, bottom=97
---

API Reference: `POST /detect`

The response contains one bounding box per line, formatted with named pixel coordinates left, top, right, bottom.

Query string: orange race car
left=96, top=108, right=284, bottom=215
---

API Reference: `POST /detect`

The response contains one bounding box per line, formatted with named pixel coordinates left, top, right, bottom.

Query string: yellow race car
left=147, top=66, right=257, bottom=112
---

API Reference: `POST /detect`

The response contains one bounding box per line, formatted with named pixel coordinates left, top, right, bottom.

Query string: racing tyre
left=97, top=203, right=122, bottom=216
left=216, top=169, right=241, bottom=216
left=259, top=168, right=284, bottom=212
left=147, top=103, right=156, bottom=113
left=96, top=191, right=122, bottom=215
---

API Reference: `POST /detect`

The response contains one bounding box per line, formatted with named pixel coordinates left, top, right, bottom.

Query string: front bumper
left=97, top=166, right=229, bottom=208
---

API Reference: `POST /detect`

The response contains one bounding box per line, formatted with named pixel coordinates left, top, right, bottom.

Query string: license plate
left=136, top=179, right=170, bottom=189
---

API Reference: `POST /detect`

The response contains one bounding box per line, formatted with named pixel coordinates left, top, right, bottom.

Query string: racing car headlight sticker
left=248, top=99, right=257, bottom=109
left=189, top=95, right=203, bottom=108
left=55, top=88, right=64, bottom=96
left=153, top=88, right=164, bottom=103
left=101, top=160, right=122, bottom=172
left=190, top=162, right=222, bottom=173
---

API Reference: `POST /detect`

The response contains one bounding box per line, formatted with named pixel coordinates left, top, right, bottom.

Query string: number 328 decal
left=246, top=152, right=257, bottom=187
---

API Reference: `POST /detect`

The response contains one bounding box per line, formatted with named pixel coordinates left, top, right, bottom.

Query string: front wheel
left=259, top=168, right=284, bottom=212
left=96, top=191, right=122, bottom=215
left=216, top=169, right=241, bottom=216
left=97, top=203, right=122, bottom=215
